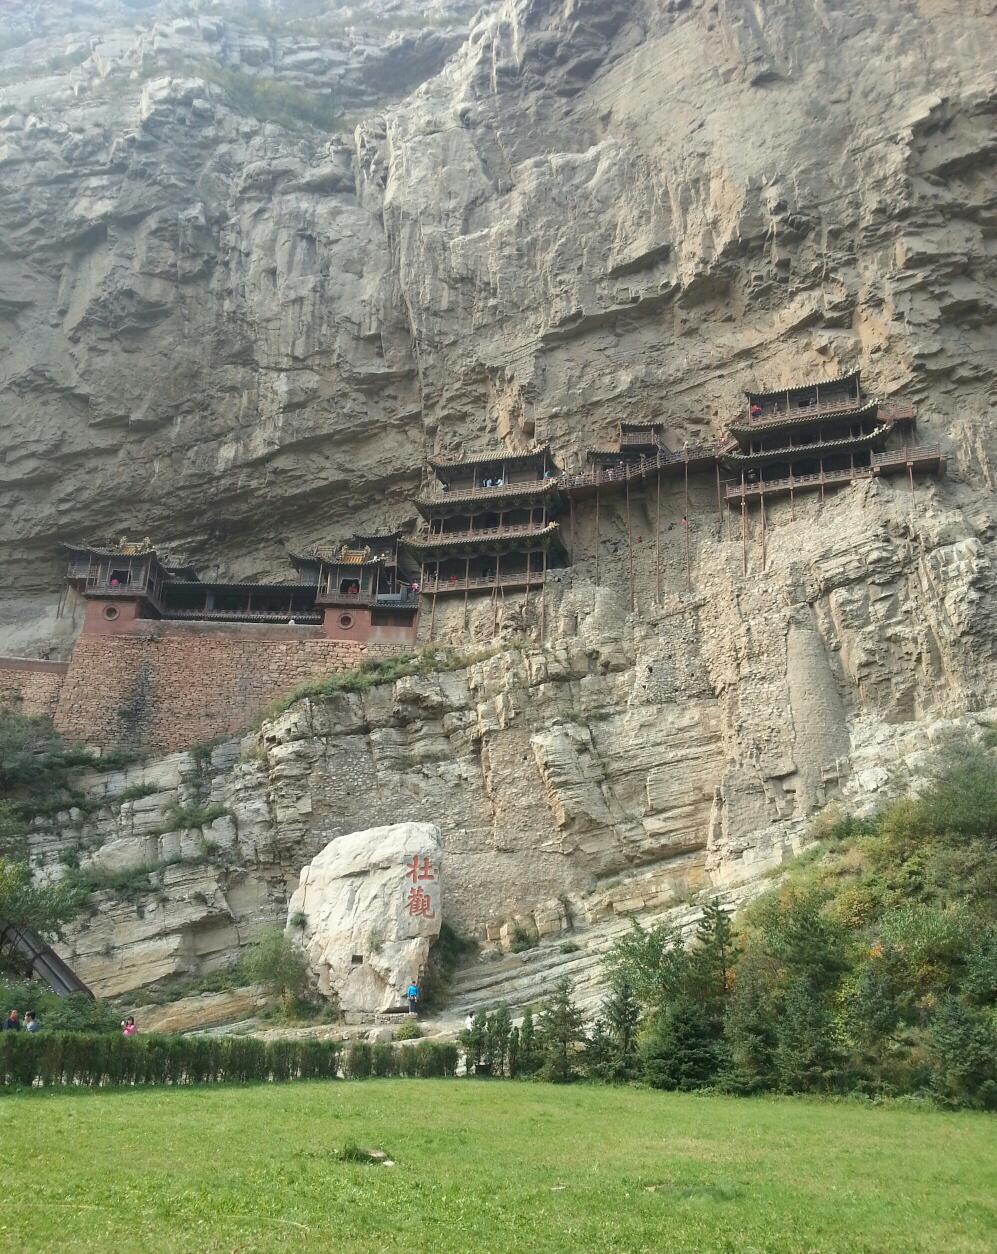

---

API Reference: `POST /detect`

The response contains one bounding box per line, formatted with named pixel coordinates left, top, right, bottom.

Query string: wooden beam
left=594, top=481, right=601, bottom=586
left=625, top=475, right=635, bottom=613
left=655, top=466, right=661, bottom=606
left=741, top=498, right=747, bottom=576
left=684, top=450, right=690, bottom=591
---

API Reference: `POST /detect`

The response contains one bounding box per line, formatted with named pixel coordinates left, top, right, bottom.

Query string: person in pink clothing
left=121, top=1016, right=137, bottom=1037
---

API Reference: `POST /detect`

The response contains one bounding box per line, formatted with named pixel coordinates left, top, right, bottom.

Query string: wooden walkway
left=724, top=446, right=943, bottom=503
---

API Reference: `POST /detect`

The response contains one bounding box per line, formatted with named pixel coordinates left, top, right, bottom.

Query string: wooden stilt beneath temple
left=625, top=476, right=635, bottom=612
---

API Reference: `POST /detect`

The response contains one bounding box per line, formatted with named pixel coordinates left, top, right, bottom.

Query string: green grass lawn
left=0, top=1081, right=994, bottom=1253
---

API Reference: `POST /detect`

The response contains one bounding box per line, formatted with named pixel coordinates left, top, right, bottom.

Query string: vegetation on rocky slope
left=504, top=738, right=997, bottom=1108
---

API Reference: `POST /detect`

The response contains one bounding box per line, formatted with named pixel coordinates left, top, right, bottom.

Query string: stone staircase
left=443, top=880, right=768, bottom=1021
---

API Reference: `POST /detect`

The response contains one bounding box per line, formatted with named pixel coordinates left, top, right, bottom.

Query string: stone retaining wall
left=0, top=622, right=413, bottom=752
left=0, top=657, right=69, bottom=718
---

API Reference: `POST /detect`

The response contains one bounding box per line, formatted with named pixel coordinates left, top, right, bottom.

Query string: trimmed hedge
left=0, top=1032, right=461, bottom=1088
left=0, top=1032, right=342, bottom=1088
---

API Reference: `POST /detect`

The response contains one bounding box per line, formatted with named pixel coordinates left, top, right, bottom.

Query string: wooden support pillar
left=655, top=467, right=662, bottom=606
left=594, top=482, right=601, bottom=586
left=715, top=461, right=723, bottom=528
left=760, top=491, right=766, bottom=573
left=569, top=495, right=576, bottom=560
left=491, top=553, right=501, bottom=637
left=463, top=556, right=470, bottom=627
left=909, top=461, right=915, bottom=504
left=684, top=449, right=691, bottom=591
left=625, top=475, right=635, bottom=613
left=820, top=458, right=825, bottom=502
left=539, top=548, right=547, bottom=641
left=790, top=471, right=795, bottom=521
left=741, top=498, right=747, bottom=576
left=523, top=550, right=531, bottom=618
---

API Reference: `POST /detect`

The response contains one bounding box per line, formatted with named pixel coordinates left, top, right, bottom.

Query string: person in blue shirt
left=406, top=981, right=419, bottom=1016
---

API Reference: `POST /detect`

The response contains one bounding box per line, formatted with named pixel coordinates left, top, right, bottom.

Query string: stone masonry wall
left=0, top=658, right=68, bottom=718
left=51, top=623, right=411, bottom=752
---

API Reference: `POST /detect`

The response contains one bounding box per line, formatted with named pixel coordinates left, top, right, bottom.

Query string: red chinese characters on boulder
left=404, top=854, right=438, bottom=919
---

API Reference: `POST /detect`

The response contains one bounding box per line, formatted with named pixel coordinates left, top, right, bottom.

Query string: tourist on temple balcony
left=495, top=477, right=504, bottom=487
left=441, top=482, right=449, bottom=493
left=448, top=573, right=458, bottom=587
left=750, top=403, right=762, bottom=418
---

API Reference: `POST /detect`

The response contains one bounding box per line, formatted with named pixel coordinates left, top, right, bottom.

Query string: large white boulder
left=287, top=822, right=442, bottom=1014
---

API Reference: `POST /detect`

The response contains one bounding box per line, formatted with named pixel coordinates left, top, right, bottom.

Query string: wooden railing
left=164, top=609, right=323, bottom=625
left=724, top=445, right=942, bottom=500
left=740, top=394, right=868, bottom=427
left=421, top=571, right=546, bottom=594
left=410, top=522, right=555, bottom=546
left=562, top=443, right=720, bottom=491
left=418, top=479, right=558, bottom=504
left=619, top=431, right=660, bottom=448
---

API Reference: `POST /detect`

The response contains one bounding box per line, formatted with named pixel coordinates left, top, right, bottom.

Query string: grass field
left=1, top=1081, right=995, bottom=1253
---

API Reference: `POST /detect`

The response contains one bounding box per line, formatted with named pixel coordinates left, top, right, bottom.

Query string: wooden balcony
left=420, top=570, right=547, bottom=596
left=724, top=445, right=944, bottom=503
left=731, top=394, right=876, bottom=434
left=407, top=522, right=561, bottom=553
left=415, top=478, right=559, bottom=512
left=565, top=443, right=721, bottom=495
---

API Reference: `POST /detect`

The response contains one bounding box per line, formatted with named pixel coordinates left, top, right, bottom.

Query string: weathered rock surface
left=288, top=822, right=442, bottom=1013
left=4, top=0, right=997, bottom=1008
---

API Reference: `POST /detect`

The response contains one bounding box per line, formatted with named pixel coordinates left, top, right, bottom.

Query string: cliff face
left=4, top=0, right=997, bottom=1001
left=2, top=0, right=994, bottom=653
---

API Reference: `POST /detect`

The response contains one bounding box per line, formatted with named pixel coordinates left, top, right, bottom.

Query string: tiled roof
left=744, top=370, right=860, bottom=402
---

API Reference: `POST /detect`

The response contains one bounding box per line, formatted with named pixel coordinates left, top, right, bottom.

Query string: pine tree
left=537, top=977, right=587, bottom=1083
left=722, top=955, right=777, bottom=1093
left=518, top=1007, right=541, bottom=1076
left=507, top=1025, right=521, bottom=1078
left=601, top=972, right=642, bottom=1080
left=773, top=974, right=841, bottom=1094
left=488, top=1002, right=512, bottom=1076
left=641, top=994, right=723, bottom=1091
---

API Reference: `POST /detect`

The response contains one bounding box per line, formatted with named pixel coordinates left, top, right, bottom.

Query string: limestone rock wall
left=3, top=0, right=997, bottom=1001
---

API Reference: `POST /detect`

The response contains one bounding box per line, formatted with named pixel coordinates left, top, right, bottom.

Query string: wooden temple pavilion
left=64, top=540, right=324, bottom=631
left=721, top=370, right=942, bottom=507
left=410, top=446, right=567, bottom=598
left=288, top=534, right=418, bottom=642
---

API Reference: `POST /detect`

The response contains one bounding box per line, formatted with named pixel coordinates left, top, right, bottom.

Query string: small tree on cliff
left=244, top=928, right=310, bottom=1010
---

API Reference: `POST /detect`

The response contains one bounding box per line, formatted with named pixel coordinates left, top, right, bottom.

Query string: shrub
left=242, top=929, right=310, bottom=1009
left=371, top=1043, right=398, bottom=1077
left=393, top=1019, right=422, bottom=1041
left=0, top=1031, right=342, bottom=1088
left=343, top=1042, right=372, bottom=1079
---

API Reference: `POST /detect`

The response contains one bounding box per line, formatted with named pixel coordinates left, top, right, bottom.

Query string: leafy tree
left=537, top=978, right=587, bottom=1083
left=919, top=739, right=997, bottom=846
left=460, top=1010, right=488, bottom=1074
left=928, top=996, right=997, bottom=1109
left=0, top=860, right=87, bottom=976
left=243, top=928, right=310, bottom=1009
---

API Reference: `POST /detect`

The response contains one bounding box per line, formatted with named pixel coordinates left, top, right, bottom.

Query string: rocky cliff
left=3, top=0, right=997, bottom=1005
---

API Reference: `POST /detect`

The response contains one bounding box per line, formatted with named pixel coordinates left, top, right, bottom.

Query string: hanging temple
left=0, top=371, right=945, bottom=750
